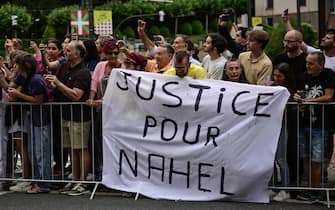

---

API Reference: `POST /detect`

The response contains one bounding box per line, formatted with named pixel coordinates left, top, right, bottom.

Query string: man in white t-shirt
left=283, top=13, right=335, bottom=72
left=304, top=29, right=335, bottom=72
left=201, top=34, right=227, bottom=80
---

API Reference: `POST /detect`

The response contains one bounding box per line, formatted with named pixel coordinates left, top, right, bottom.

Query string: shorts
left=299, top=128, right=327, bottom=162
left=8, top=112, right=29, bottom=134
left=62, top=120, right=90, bottom=149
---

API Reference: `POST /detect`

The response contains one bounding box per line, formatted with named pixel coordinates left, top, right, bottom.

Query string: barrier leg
left=326, top=189, right=330, bottom=208
left=135, top=192, right=140, bottom=200
left=89, top=182, right=100, bottom=200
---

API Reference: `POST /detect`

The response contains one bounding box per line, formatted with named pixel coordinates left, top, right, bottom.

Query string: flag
left=94, top=10, right=113, bottom=35
left=71, top=10, right=90, bottom=36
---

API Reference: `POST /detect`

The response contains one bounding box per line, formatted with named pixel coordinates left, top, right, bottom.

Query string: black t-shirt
left=300, top=69, right=335, bottom=128
left=272, top=52, right=307, bottom=89
left=54, top=62, right=91, bottom=122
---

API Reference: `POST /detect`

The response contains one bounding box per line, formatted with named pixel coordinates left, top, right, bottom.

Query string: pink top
left=91, top=61, right=108, bottom=96
left=35, top=54, right=45, bottom=75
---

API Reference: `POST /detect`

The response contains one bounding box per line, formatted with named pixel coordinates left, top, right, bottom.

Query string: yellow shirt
left=145, top=59, right=172, bottom=73
left=164, top=64, right=207, bottom=79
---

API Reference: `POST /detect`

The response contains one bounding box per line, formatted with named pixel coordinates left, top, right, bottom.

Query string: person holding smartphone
left=218, top=13, right=248, bottom=59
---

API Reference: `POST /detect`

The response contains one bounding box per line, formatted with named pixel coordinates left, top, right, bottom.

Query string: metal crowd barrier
left=0, top=101, right=334, bottom=207
left=0, top=102, right=102, bottom=199
left=269, top=102, right=335, bottom=208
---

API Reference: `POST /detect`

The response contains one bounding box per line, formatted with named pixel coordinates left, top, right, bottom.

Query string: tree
left=46, top=5, right=80, bottom=39
left=0, top=3, right=32, bottom=38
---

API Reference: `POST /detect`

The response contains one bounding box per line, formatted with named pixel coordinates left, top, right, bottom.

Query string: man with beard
left=303, top=29, right=335, bottom=73
left=201, top=34, right=227, bottom=80
left=282, top=13, right=335, bottom=73
left=272, top=30, right=307, bottom=200
left=273, top=30, right=307, bottom=88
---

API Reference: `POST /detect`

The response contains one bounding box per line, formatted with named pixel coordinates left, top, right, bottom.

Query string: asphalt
left=0, top=191, right=332, bottom=210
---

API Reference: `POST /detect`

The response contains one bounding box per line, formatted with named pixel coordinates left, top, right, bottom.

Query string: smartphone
left=219, top=14, right=230, bottom=21
left=153, top=35, right=162, bottom=42
left=283, top=9, right=288, bottom=16
left=71, top=33, right=78, bottom=41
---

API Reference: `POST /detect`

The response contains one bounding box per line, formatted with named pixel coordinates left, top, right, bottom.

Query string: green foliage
left=0, top=3, right=32, bottom=37
left=263, top=23, right=286, bottom=59
left=180, top=23, right=192, bottom=35
left=301, top=22, right=318, bottom=46
left=147, top=25, right=160, bottom=38
left=191, top=20, right=203, bottom=35
left=47, top=5, right=80, bottom=39
left=42, top=25, right=57, bottom=39
left=159, top=26, right=170, bottom=37
left=122, top=26, right=136, bottom=38
left=263, top=20, right=318, bottom=59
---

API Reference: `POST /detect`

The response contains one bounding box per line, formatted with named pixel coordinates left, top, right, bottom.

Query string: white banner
left=102, top=69, right=290, bottom=203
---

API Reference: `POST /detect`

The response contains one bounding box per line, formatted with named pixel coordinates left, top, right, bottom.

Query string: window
left=267, top=0, right=273, bottom=9
left=267, top=17, right=273, bottom=26
left=300, top=0, right=306, bottom=7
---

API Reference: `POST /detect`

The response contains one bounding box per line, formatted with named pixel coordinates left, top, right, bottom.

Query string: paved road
left=0, top=191, right=331, bottom=210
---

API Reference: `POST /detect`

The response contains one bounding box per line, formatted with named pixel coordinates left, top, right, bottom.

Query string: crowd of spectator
left=0, top=11, right=334, bottom=203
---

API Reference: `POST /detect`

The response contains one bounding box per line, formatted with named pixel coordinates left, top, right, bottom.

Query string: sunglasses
left=106, top=51, right=119, bottom=56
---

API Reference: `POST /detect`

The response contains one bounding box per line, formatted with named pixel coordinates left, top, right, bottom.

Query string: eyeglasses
left=106, top=51, right=119, bottom=56
left=283, top=40, right=298, bottom=44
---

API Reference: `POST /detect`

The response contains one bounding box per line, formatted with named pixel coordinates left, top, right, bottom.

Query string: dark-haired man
left=293, top=51, right=335, bottom=202
left=201, top=34, right=227, bottom=80
left=164, top=51, right=206, bottom=79
left=45, top=41, right=91, bottom=195
left=304, top=29, right=335, bottom=72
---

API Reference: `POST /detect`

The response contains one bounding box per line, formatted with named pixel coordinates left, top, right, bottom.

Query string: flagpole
left=82, top=0, right=94, bottom=37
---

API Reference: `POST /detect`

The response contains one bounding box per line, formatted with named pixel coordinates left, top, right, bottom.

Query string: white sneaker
left=269, top=190, right=276, bottom=199
left=273, top=190, right=290, bottom=202
left=9, top=181, right=31, bottom=192
left=67, top=173, right=73, bottom=180
left=86, top=173, right=94, bottom=181
left=66, top=184, right=90, bottom=196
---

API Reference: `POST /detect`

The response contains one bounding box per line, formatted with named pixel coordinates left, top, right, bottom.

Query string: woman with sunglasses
left=86, top=39, right=121, bottom=179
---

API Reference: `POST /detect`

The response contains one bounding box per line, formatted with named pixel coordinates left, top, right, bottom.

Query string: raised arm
left=137, top=20, right=156, bottom=53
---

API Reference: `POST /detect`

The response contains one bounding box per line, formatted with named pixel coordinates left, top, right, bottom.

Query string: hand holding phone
left=71, top=33, right=78, bottom=41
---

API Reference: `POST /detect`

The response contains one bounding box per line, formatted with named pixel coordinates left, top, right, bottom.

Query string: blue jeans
left=299, top=128, right=327, bottom=163
left=28, top=125, right=51, bottom=188
left=275, top=123, right=290, bottom=187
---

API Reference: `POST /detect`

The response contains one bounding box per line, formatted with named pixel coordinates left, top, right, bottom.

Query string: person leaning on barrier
left=0, top=57, right=9, bottom=192
left=293, top=51, right=335, bottom=202
left=6, top=52, right=51, bottom=193
left=164, top=50, right=207, bottom=79
left=45, top=41, right=92, bottom=196
left=272, top=29, right=307, bottom=192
